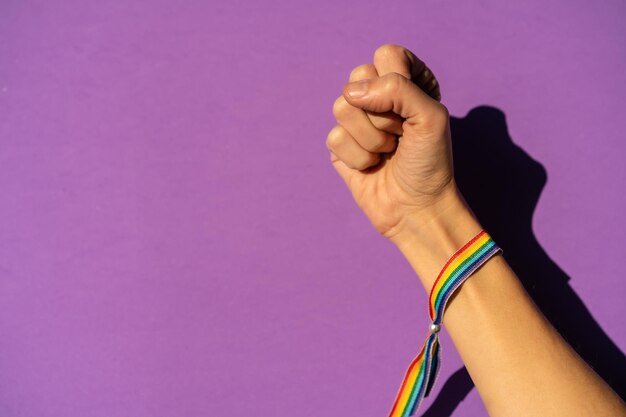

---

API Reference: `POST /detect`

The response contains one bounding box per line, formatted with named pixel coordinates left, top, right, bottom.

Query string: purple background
left=1, top=1, right=625, bottom=416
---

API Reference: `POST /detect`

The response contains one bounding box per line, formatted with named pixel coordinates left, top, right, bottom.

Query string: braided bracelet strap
left=387, top=230, right=502, bottom=417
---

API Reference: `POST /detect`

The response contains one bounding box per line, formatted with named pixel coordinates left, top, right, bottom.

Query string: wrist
left=388, top=185, right=484, bottom=290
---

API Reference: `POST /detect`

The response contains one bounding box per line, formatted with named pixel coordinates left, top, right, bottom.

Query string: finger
left=348, top=64, right=404, bottom=135
left=342, top=73, right=446, bottom=127
left=373, top=44, right=442, bottom=101
left=367, top=112, right=404, bottom=136
left=332, top=96, right=396, bottom=153
left=326, top=125, right=380, bottom=171
left=373, top=44, right=414, bottom=79
left=349, top=63, right=378, bottom=82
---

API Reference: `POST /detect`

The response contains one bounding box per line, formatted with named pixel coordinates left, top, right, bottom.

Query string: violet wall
left=1, top=1, right=624, bottom=416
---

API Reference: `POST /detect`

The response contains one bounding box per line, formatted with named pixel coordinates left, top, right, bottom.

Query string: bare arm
left=326, top=44, right=626, bottom=416
left=391, top=187, right=625, bottom=416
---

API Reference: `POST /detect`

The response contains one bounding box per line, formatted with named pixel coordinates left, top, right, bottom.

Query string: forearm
left=390, top=187, right=626, bottom=417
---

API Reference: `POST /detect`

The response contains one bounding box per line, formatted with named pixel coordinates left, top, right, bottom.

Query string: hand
left=326, top=44, right=460, bottom=241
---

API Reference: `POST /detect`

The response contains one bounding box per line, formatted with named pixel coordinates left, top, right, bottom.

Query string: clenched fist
left=326, top=44, right=463, bottom=242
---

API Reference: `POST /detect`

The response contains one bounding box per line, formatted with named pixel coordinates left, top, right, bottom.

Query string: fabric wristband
left=387, top=230, right=502, bottom=417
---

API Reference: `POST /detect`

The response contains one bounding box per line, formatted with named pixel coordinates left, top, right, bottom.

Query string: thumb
left=342, top=73, right=442, bottom=126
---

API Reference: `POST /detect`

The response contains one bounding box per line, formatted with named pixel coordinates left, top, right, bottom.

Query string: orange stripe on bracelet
left=387, top=230, right=501, bottom=417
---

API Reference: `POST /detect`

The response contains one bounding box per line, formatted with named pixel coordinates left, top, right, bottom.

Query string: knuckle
left=349, top=64, right=375, bottom=80
left=374, top=44, right=405, bottom=62
left=332, top=96, right=350, bottom=119
left=426, top=78, right=441, bottom=98
left=382, top=72, right=406, bottom=95
left=325, top=126, right=345, bottom=150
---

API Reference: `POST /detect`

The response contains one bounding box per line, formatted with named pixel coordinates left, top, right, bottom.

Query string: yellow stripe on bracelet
left=387, top=230, right=502, bottom=417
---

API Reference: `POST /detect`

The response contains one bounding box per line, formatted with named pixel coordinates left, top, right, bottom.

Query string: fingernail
left=345, top=80, right=369, bottom=98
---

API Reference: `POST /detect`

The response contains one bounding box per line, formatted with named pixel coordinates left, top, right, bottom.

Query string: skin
left=326, top=44, right=626, bottom=417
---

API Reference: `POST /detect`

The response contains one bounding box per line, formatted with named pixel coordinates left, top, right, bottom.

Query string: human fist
left=326, top=44, right=459, bottom=240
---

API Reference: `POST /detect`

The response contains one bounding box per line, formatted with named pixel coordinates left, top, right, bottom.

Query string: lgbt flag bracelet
left=387, top=230, right=502, bottom=417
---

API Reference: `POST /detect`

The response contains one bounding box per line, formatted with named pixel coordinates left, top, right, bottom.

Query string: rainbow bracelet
left=387, top=230, right=502, bottom=417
